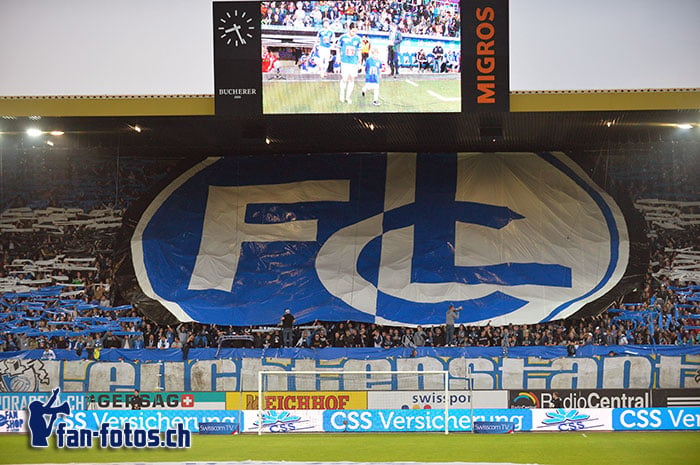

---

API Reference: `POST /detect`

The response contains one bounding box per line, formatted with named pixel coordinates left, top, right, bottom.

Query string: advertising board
left=531, top=409, right=613, bottom=432
left=55, top=410, right=241, bottom=433
left=226, top=391, right=367, bottom=410
left=367, top=390, right=507, bottom=409
left=240, top=410, right=324, bottom=433
left=0, top=392, right=225, bottom=411
left=10, top=407, right=699, bottom=434
left=322, top=409, right=530, bottom=433
left=85, top=392, right=226, bottom=410
left=509, top=389, right=651, bottom=409
left=613, top=408, right=700, bottom=430
left=651, top=389, right=700, bottom=407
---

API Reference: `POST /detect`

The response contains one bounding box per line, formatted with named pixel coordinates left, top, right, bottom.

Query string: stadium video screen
left=260, top=1, right=462, bottom=114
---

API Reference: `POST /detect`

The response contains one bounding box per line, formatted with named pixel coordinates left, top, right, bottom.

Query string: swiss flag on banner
left=181, top=394, right=195, bottom=408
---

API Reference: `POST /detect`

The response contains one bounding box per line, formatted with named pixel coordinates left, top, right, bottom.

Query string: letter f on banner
left=189, top=180, right=350, bottom=291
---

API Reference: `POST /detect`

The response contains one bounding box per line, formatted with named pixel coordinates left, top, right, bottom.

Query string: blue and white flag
left=131, top=152, right=629, bottom=326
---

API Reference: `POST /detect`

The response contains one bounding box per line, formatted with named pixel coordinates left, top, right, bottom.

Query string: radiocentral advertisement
left=509, top=389, right=652, bottom=409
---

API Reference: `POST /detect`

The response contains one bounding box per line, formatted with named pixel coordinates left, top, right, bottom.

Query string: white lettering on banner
left=502, top=357, right=602, bottom=390
left=86, top=363, right=136, bottom=392
left=602, top=356, right=653, bottom=388
left=657, top=355, right=700, bottom=388
left=395, top=358, right=448, bottom=385
left=616, top=408, right=700, bottom=430
left=549, top=358, right=598, bottom=389
left=330, top=411, right=372, bottom=430
left=58, top=411, right=239, bottom=432
left=189, top=181, right=351, bottom=291
left=189, top=360, right=239, bottom=391
left=328, top=410, right=524, bottom=432
left=668, top=409, right=700, bottom=428
left=4, top=355, right=696, bottom=392
left=447, top=357, right=498, bottom=389
left=618, top=409, right=663, bottom=429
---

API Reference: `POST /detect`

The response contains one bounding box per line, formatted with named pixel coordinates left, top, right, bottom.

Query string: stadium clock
left=216, top=9, right=255, bottom=47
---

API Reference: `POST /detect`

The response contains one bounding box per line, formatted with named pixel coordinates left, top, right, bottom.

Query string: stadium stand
left=261, top=0, right=461, bottom=37
left=0, top=150, right=697, bottom=358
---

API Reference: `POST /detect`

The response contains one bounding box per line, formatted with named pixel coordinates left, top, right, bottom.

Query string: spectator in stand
left=280, top=308, right=296, bottom=348
left=156, top=335, right=170, bottom=350
left=445, top=304, right=461, bottom=345
left=41, top=346, right=56, bottom=361
left=310, top=332, right=328, bottom=348
left=413, top=325, right=427, bottom=347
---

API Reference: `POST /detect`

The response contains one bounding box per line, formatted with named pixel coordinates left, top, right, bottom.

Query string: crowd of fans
left=261, top=1, right=461, bottom=37
left=0, top=151, right=698, bottom=357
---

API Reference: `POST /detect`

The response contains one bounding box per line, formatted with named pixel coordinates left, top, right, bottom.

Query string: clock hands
left=229, top=24, right=246, bottom=45
left=217, top=11, right=254, bottom=46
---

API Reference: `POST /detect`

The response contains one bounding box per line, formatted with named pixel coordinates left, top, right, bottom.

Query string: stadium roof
left=0, top=109, right=697, bottom=160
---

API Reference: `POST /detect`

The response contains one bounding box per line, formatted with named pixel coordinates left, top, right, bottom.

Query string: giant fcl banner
left=131, top=152, right=628, bottom=326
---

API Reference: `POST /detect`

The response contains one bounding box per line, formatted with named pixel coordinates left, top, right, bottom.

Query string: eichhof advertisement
left=241, top=410, right=324, bottom=433
left=226, top=391, right=367, bottom=410
left=323, top=409, right=531, bottom=433
left=367, top=390, right=507, bottom=409
left=613, top=408, right=700, bottom=430
left=531, top=409, right=613, bottom=432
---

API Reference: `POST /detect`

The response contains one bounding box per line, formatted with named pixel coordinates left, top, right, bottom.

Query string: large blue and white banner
left=2, top=353, right=698, bottom=392
left=132, top=152, right=628, bottom=326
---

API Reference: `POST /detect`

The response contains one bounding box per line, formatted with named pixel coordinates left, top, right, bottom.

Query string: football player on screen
left=361, top=47, right=383, bottom=106
left=316, top=19, right=334, bottom=78
left=335, top=22, right=362, bottom=104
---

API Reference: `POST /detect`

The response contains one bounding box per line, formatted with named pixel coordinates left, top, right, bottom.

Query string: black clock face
left=217, top=9, right=255, bottom=47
